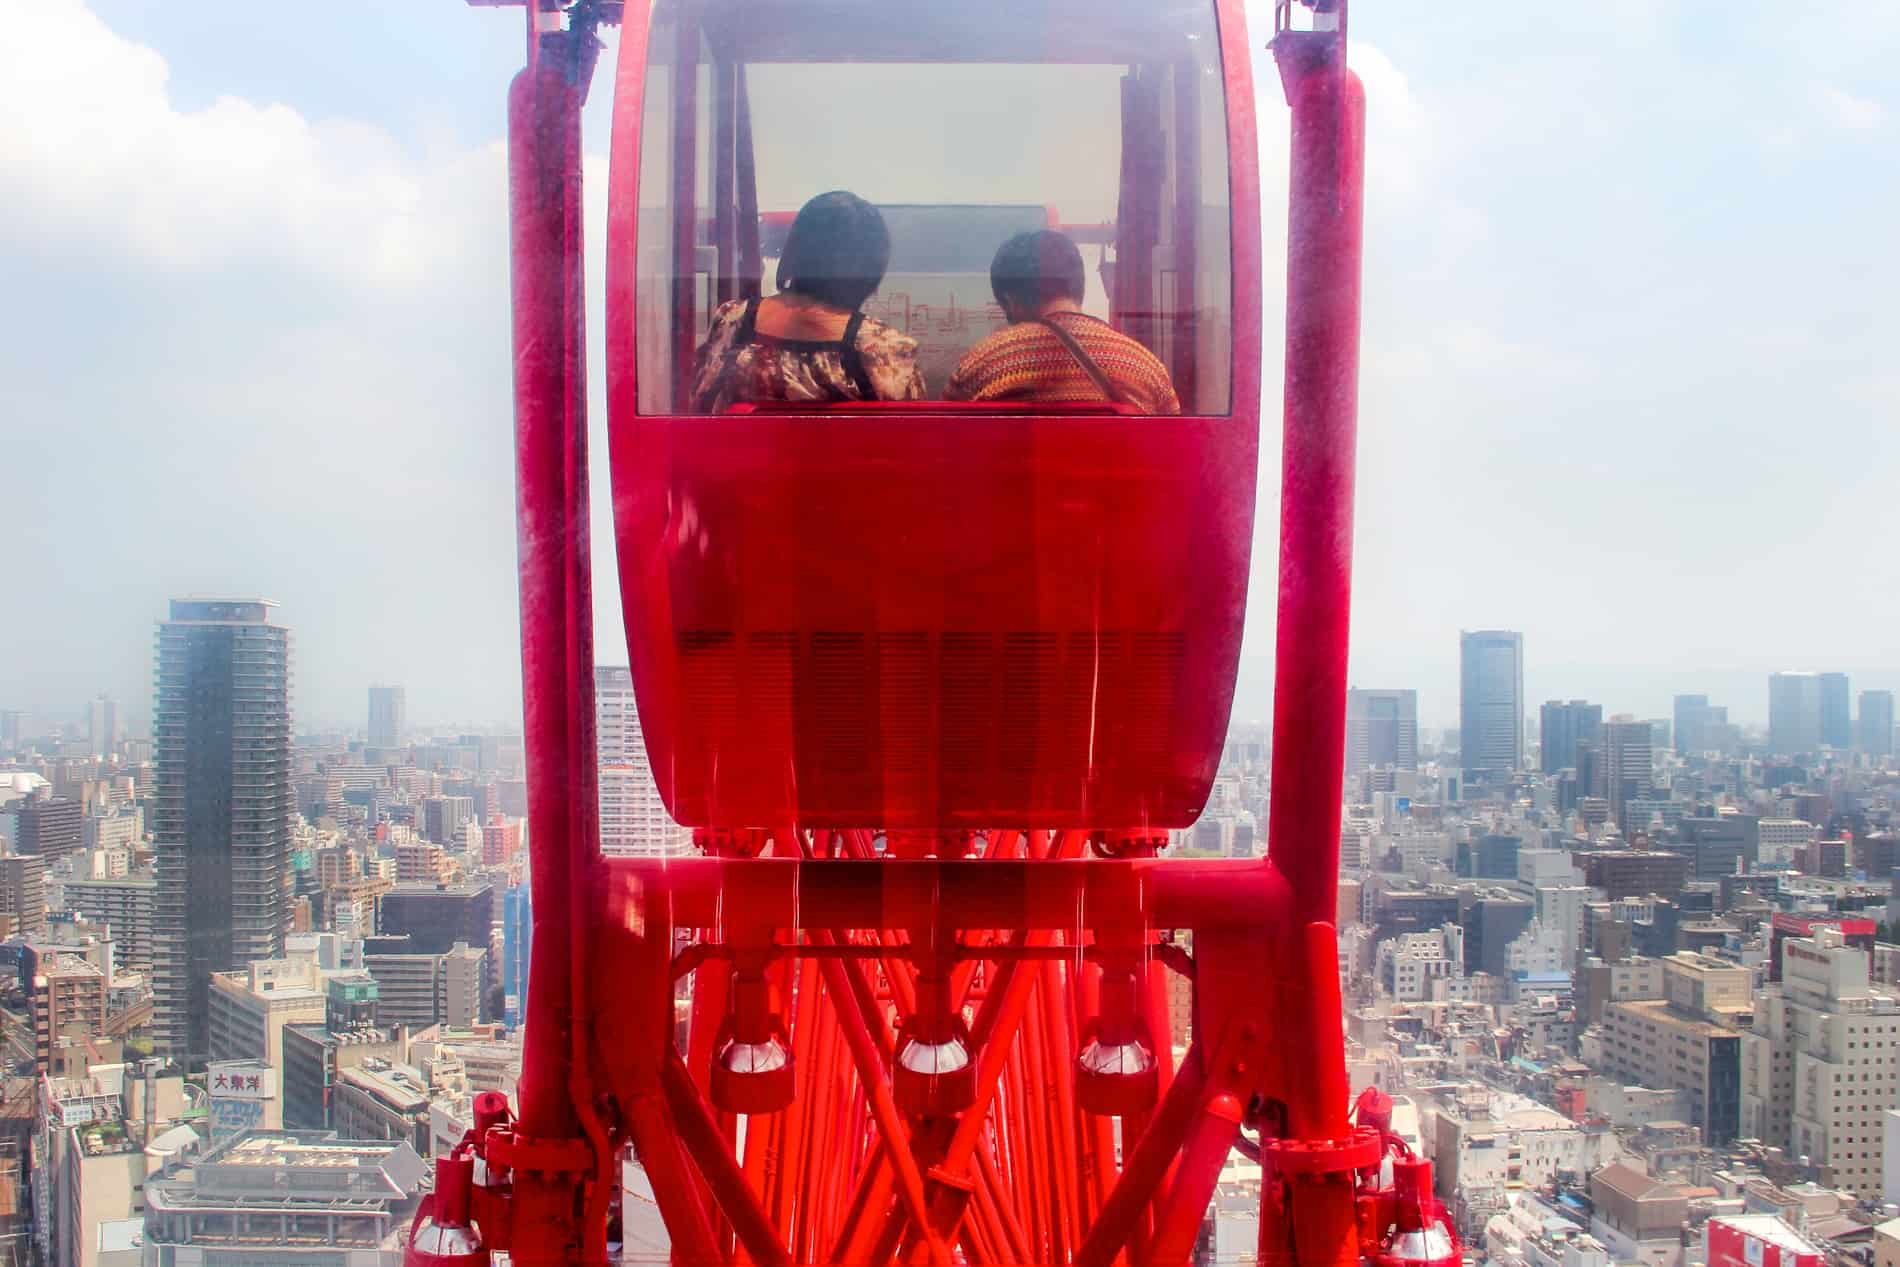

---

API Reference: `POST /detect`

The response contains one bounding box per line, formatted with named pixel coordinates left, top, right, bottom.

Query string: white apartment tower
left=595, top=666, right=691, bottom=858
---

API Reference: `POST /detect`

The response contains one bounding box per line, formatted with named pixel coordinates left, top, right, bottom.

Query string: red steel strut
left=1261, top=0, right=1370, bottom=1265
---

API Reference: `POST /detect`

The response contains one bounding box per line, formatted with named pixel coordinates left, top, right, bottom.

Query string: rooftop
left=1609, top=997, right=1739, bottom=1037
left=339, top=1061, right=431, bottom=1109
left=74, top=1119, right=135, bottom=1157
left=1594, top=1159, right=1687, bottom=1203
left=146, top=1130, right=429, bottom=1214
left=1713, top=1214, right=1823, bottom=1257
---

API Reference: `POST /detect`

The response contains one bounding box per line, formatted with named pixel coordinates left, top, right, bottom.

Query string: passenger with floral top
left=690, top=191, right=926, bottom=412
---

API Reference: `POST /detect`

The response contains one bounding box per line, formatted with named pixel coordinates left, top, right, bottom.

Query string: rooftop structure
left=142, top=1130, right=427, bottom=1264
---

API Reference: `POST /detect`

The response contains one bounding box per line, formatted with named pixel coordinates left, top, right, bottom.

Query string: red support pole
left=1263, top=3, right=1368, bottom=938
left=501, top=37, right=607, bottom=1266
left=811, top=945, right=949, bottom=1267
left=1073, top=1048, right=1208, bottom=1267
left=1258, top=6, right=1367, bottom=1263
left=978, top=1135, right=1033, bottom=1265
left=662, top=1056, right=794, bottom=1267
left=1042, top=959, right=1082, bottom=1262
left=1142, top=1093, right=1245, bottom=1266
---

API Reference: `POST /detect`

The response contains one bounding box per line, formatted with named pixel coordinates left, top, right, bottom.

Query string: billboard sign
left=208, top=1061, right=273, bottom=1100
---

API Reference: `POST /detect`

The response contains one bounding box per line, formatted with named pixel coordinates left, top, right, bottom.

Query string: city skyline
left=4, top=1, right=1899, bottom=733
left=13, top=637, right=1900, bottom=743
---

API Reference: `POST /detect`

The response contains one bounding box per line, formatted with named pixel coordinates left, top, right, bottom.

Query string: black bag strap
left=692, top=297, right=762, bottom=413
left=1036, top=314, right=1126, bottom=406
left=733, top=295, right=762, bottom=345
left=840, top=309, right=877, bottom=400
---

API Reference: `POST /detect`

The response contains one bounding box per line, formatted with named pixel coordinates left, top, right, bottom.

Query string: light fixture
left=709, top=970, right=794, bottom=1114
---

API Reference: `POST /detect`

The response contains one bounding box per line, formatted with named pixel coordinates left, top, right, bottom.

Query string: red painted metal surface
left=503, top=29, right=609, bottom=1263
left=607, top=412, right=1252, bottom=830
left=423, top=1, right=1453, bottom=1265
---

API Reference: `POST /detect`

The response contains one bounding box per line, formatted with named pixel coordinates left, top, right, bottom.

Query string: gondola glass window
left=631, top=0, right=1235, bottom=415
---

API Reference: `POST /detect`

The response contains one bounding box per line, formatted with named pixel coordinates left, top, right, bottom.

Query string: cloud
left=1817, top=84, right=1885, bottom=131
left=0, top=0, right=528, bottom=729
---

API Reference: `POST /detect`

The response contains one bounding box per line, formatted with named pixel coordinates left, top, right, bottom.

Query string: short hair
left=776, top=191, right=891, bottom=311
left=989, top=230, right=1087, bottom=310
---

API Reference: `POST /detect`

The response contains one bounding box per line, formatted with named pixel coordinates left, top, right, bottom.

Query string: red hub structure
left=406, top=1, right=1465, bottom=1264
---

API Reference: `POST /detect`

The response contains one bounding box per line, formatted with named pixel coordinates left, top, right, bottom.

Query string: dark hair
left=776, top=191, right=891, bottom=311
left=989, top=230, right=1087, bottom=311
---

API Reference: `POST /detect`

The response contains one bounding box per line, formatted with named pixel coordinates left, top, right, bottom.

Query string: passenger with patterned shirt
left=944, top=230, right=1181, bottom=414
left=690, top=191, right=926, bottom=412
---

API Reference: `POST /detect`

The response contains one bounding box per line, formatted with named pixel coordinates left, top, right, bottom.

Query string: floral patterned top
left=689, top=297, right=926, bottom=412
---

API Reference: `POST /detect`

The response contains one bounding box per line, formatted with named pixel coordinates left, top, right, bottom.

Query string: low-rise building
left=37, top=1065, right=194, bottom=1267
left=1424, top=1086, right=1616, bottom=1229
left=332, top=1052, right=465, bottom=1157
left=1589, top=1160, right=1690, bottom=1267
left=1378, top=925, right=1463, bottom=1002
left=142, top=1131, right=428, bottom=1265
left=206, top=960, right=327, bottom=1082
left=282, top=1025, right=408, bottom=1133
left=1597, top=955, right=1749, bottom=1146
left=1743, top=926, right=1900, bottom=1198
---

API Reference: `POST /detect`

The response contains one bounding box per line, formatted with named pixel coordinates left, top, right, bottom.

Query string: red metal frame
left=404, top=2, right=1466, bottom=1265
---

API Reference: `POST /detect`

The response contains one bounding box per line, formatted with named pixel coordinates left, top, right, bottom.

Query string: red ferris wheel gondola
left=406, top=2, right=1462, bottom=1266
left=605, top=0, right=1256, bottom=832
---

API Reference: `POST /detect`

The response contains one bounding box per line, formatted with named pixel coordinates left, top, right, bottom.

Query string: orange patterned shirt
left=943, top=313, right=1182, bottom=415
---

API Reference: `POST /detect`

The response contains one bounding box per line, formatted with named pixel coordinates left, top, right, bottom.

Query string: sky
left=1, top=0, right=1896, bottom=735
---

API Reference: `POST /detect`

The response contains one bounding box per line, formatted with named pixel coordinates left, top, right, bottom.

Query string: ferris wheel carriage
left=413, top=1, right=1462, bottom=1264
left=605, top=0, right=1260, bottom=830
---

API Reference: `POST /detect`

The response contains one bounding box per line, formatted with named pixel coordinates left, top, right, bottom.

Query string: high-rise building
left=1820, top=672, right=1852, bottom=750
left=1345, top=689, right=1417, bottom=775
left=1769, top=672, right=1824, bottom=755
left=1602, top=717, right=1654, bottom=832
left=481, top=817, right=522, bottom=865
left=14, top=792, right=83, bottom=864
left=419, top=795, right=474, bottom=845
left=64, top=875, right=157, bottom=971
left=31, top=952, right=107, bottom=1073
left=1861, top=690, right=1895, bottom=757
left=0, top=855, right=48, bottom=940
left=502, top=879, right=532, bottom=1028
left=153, top=598, right=294, bottom=1061
left=1673, top=694, right=1733, bottom=757
left=367, top=684, right=406, bottom=750
left=378, top=881, right=494, bottom=956
left=596, top=665, right=691, bottom=858
left=1460, top=631, right=1524, bottom=776
left=1539, top=700, right=1602, bottom=774
left=87, top=694, right=119, bottom=759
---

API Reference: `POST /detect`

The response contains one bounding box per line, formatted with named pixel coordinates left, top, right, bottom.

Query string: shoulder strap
left=840, top=309, right=877, bottom=401
left=692, top=298, right=763, bottom=413
left=1036, top=315, right=1127, bottom=406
